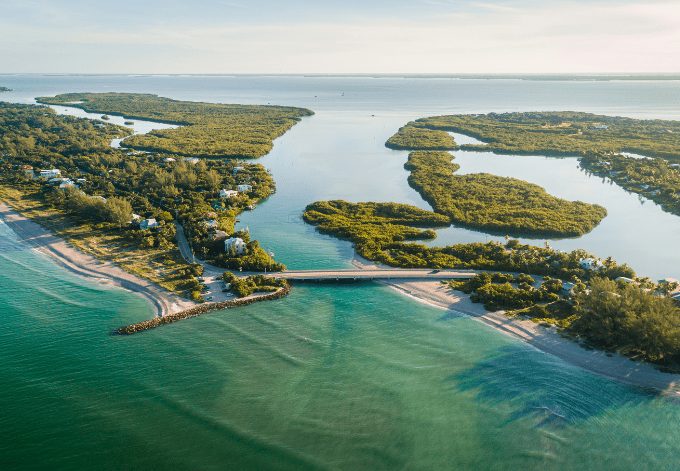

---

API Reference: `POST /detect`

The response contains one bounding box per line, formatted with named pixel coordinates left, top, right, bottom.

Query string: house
left=20, top=165, right=34, bottom=177
left=672, top=293, right=680, bottom=305
left=561, top=281, right=576, bottom=296
left=615, top=277, right=636, bottom=284
left=58, top=179, right=76, bottom=189
left=130, top=214, right=142, bottom=223
left=164, top=157, right=176, bottom=163
left=139, top=218, right=159, bottom=230
left=219, top=189, right=239, bottom=199
left=76, top=178, right=87, bottom=184
left=211, top=230, right=228, bottom=241
left=224, top=237, right=246, bottom=255
left=590, top=124, right=609, bottom=131
left=579, top=258, right=604, bottom=271
left=47, top=177, right=69, bottom=185
left=204, top=219, right=218, bottom=229
left=232, top=166, right=245, bottom=175
left=93, top=195, right=107, bottom=202
left=185, top=157, right=200, bottom=164
left=39, top=169, right=61, bottom=179
left=237, top=184, right=252, bottom=192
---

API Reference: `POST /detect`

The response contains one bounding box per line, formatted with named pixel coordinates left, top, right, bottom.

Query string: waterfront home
left=164, top=157, right=176, bottom=163
left=561, top=281, right=576, bottom=296
left=20, top=165, right=34, bottom=177
left=39, top=169, right=61, bottom=179
left=76, top=178, right=87, bottom=184
left=224, top=237, right=246, bottom=255
left=233, top=166, right=244, bottom=175
left=186, top=157, right=200, bottom=164
left=579, top=258, right=604, bottom=271
left=139, top=218, right=159, bottom=230
left=212, top=230, right=228, bottom=241
left=219, top=189, right=239, bottom=198
left=237, top=184, right=253, bottom=192
left=58, top=179, right=76, bottom=189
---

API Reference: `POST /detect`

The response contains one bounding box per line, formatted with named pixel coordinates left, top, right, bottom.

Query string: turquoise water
left=1, top=75, right=680, bottom=470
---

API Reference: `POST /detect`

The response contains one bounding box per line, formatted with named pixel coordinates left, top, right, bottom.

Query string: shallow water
left=1, top=75, right=680, bottom=470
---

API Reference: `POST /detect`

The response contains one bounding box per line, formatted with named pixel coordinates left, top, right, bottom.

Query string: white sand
left=352, top=256, right=680, bottom=396
left=0, top=202, right=194, bottom=317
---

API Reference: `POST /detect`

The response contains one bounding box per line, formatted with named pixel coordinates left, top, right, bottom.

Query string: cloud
left=0, top=0, right=678, bottom=73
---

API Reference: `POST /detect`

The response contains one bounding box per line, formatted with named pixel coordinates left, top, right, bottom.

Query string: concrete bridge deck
left=267, top=269, right=478, bottom=281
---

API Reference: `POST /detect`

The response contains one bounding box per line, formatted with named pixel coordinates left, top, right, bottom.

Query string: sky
left=1, top=0, right=679, bottom=74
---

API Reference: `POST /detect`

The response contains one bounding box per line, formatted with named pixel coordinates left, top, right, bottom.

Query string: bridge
left=267, top=269, right=479, bottom=282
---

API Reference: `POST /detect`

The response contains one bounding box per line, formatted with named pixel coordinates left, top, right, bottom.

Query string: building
left=58, top=179, right=76, bottom=189
left=590, top=124, right=609, bottom=131
left=615, top=277, right=636, bottom=284
left=139, top=218, right=159, bottom=230
left=579, top=258, right=604, bottom=271
left=164, top=157, right=176, bottom=163
left=185, top=157, right=200, bottom=164
left=561, top=281, right=576, bottom=295
left=20, top=165, right=34, bottom=178
left=224, top=237, right=246, bottom=255
left=204, top=219, right=219, bottom=229
left=237, top=184, right=253, bottom=192
left=212, top=230, right=228, bottom=241
left=39, top=169, right=61, bottom=179
left=219, top=189, right=239, bottom=199
left=232, top=166, right=245, bottom=175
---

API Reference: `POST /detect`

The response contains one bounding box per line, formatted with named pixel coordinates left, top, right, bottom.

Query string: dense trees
left=570, top=277, right=680, bottom=366
left=397, top=111, right=680, bottom=161
left=581, top=153, right=680, bottom=216
left=222, top=272, right=288, bottom=298
left=386, top=125, right=456, bottom=150
left=405, top=151, right=607, bottom=237
left=38, top=93, right=313, bottom=158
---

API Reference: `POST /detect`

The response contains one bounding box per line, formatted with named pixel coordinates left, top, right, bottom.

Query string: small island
left=0, top=86, right=11, bottom=92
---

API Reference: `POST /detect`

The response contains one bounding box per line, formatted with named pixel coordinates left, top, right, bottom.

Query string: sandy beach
left=0, top=202, right=194, bottom=317
left=352, top=256, right=680, bottom=396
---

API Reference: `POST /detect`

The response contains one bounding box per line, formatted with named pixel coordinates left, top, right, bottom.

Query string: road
left=267, top=268, right=479, bottom=281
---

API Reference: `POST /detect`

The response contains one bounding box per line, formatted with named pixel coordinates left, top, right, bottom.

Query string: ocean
left=1, top=74, right=679, bottom=470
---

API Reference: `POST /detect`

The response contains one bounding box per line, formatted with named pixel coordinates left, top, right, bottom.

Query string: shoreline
left=351, top=255, right=680, bottom=396
left=0, top=201, right=194, bottom=318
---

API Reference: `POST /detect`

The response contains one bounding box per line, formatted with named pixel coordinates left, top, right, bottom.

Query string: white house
left=224, top=237, right=246, bottom=255
left=139, top=218, right=159, bottom=230
left=39, top=169, right=61, bottom=179
left=58, top=179, right=76, bottom=189
left=185, top=157, right=200, bottom=164
left=579, top=258, right=604, bottom=271
left=591, top=124, right=609, bottom=131
left=219, top=189, right=239, bottom=199
left=232, top=166, right=245, bottom=175
left=237, top=184, right=253, bottom=192
left=164, top=157, right=176, bottom=163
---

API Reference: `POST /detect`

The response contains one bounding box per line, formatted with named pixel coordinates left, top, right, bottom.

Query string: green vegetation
left=395, top=111, right=680, bottom=161
left=570, top=277, right=680, bottom=365
left=449, top=272, right=563, bottom=311
left=223, top=272, right=288, bottom=298
left=405, top=151, right=607, bottom=237
left=38, top=92, right=313, bottom=158
left=303, top=200, right=633, bottom=279
left=0, top=100, right=295, bottom=295
left=386, top=124, right=456, bottom=150
left=581, top=153, right=680, bottom=216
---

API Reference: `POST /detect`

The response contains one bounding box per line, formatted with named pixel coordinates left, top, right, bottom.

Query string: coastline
left=0, top=201, right=194, bottom=317
left=352, top=255, right=680, bottom=396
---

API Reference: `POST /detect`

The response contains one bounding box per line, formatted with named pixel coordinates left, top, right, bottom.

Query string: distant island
left=0, top=87, right=11, bottom=92
left=38, top=92, right=314, bottom=158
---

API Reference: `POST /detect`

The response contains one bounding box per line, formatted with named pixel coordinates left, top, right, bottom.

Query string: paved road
left=267, top=269, right=478, bottom=281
